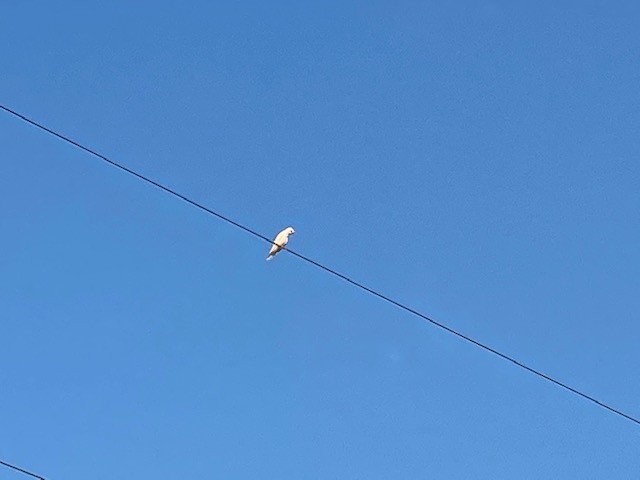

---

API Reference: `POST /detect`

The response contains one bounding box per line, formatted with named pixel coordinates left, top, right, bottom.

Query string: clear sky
left=2, top=2, right=639, bottom=479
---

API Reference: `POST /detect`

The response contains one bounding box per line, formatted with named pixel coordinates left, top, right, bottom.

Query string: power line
left=2, top=104, right=639, bottom=427
left=0, top=459, right=46, bottom=480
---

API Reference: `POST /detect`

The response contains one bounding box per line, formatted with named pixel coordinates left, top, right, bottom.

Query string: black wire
left=2, top=104, right=639, bottom=427
left=0, top=460, right=46, bottom=480
left=0, top=105, right=272, bottom=246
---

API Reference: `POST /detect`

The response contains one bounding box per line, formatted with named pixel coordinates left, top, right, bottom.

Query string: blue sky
left=2, top=2, right=639, bottom=479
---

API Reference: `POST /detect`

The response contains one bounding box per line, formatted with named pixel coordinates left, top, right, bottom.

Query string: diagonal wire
left=0, top=459, right=46, bottom=480
left=2, top=103, right=639, bottom=427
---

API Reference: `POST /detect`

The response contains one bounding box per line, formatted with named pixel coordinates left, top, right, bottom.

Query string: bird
left=266, top=226, right=295, bottom=260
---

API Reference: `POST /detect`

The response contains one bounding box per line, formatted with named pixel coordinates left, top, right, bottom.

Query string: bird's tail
left=266, top=254, right=273, bottom=261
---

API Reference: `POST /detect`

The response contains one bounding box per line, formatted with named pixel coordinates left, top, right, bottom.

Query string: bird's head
left=286, top=227, right=295, bottom=236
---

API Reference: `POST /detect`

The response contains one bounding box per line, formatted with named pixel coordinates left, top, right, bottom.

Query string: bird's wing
left=267, top=230, right=286, bottom=257
left=267, top=242, right=280, bottom=256
left=274, top=229, right=289, bottom=246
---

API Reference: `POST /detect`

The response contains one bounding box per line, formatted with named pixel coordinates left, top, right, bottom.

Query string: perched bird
left=266, top=226, right=295, bottom=260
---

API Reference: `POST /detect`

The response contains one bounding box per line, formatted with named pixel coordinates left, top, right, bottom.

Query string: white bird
left=266, top=226, right=295, bottom=260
